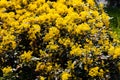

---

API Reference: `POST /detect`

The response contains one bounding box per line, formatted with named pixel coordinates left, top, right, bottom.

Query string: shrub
left=0, top=0, right=120, bottom=80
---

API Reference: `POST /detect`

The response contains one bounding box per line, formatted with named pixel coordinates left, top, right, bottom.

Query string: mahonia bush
left=0, top=0, right=120, bottom=80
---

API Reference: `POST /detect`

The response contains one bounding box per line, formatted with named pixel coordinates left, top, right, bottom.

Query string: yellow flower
left=87, top=0, right=95, bottom=7
left=67, top=61, right=75, bottom=69
left=99, top=2, right=104, bottom=9
left=108, top=45, right=115, bottom=56
left=66, top=25, right=73, bottom=32
left=70, top=45, right=82, bottom=56
left=46, top=62, right=53, bottom=72
left=113, top=47, right=120, bottom=59
left=46, top=44, right=59, bottom=50
left=66, top=0, right=82, bottom=6
left=2, top=66, right=12, bottom=76
left=98, top=69, right=104, bottom=77
left=87, top=58, right=93, bottom=64
left=83, top=6, right=89, bottom=11
left=53, top=2, right=67, bottom=14
left=95, top=22, right=103, bottom=27
left=0, top=0, right=8, bottom=7
left=61, top=72, right=71, bottom=80
left=101, top=12, right=110, bottom=27
left=20, top=51, right=32, bottom=62
left=28, top=3, right=37, bottom=11
left=37, top=3, right=50, bottom=14
left=56, top=17, right=66, bottom=27
left=39, top=76, right=45, bottom=80
left=84, top=65, right=88, bottom=71
left=80, top=11, right=89, bottom=21
left=10, top=41, right=17, bottom=49
left=75, top=23, right=90, bottom=34
left=88, top=67, right=99, bottom=77
left=39, top=49, right=47, bottom=56
left=20, top=23, right=30, bottom=30
left=88, top=19, right=96, bottom=24
left=58, top=38, right=73, bottom=47
left=89, top=67, right=104, bottom=77
left=44, top=27, right=59, bottom=41
left=58, top=0, right=66, bottom=3
left=36, top=0, right=45, bottom=5
left=35, top=62, right=45, bottom=71
left=22, top=0, right=28, bottom=5
left=91, top=10, right=99, bottom=17
left=28, top=24, right=41, bottom=40
left=46, top=65, right=52, bottom=72
left=16, top=9, right=26, bottom=15
left=63, top=38, right=72, bottom=47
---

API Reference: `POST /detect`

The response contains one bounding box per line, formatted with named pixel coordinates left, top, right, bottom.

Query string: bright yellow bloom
left=44, top=27, right=59, bottom=41
left=47, top=65, right=52, bottom=72
left=28, top=3, right=37, bottom=11
left=37, top=3, right=50, bottom=14
left=101, top=12, right=110, bottom=27
left=58, top=0, right=66, bottom=3
left=39, top=76, right=45, bottom=80
left=46, top=44, right=59, bottom=50
left=22, top=0, right=28, bottom=5
left=89, top=67, right=104, bottom=77
left=0, top=0, right=8, bottom=7
left=88, top=19, right=96, bottom=24
left=91, top=10, right=99, bottom=17
left=80, top=11, right=90, bottom=21
left=75, top=23, right=90, bottom=34
left=89, top=67, right=99, bottom=77
left=35, top=62, right=45, bottom=71
left=83, top=5, right=89, bottom=11
left=53, top=2, right=67, bottom=14
left=113, top=47, right=120, bottom=59
left=32, top=24, right=41, bottom=32
left=36, top=0, right=45, bottom=4
left=95, top=22, right=104, bottom=27
left=66, top=25, right=73, bottom=32
left=28, top=24, right=41, bottom=40
left=20, top=51, right=32, bottom=62
left=108, top=45, right=120, bottom=58
left=70, top=45, right=82, bottom=56
left=98, top=69, right=104, bottom=77
left=67, top=60, right=75, bottom=69
left=99, top=2, right=104, bottom=9
left=87, top=0, right=95, bottom=7
left=61, top=72, right=71, bottom=80
left=56, top=17, right=66, bottom=27
left=58, top=38, right=73, bottom=47
left=66, top=0, right=82, bottom=6
left=2, top=66, right=12, bottom=76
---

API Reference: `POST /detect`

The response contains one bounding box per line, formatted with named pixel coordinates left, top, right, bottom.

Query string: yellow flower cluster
left=2, top=66, right=12, bottom=76
left=44, top=27, right=59, bottom=41
left=0, top=0, right=120, bottom=79
left=108, top=46, right=120, bottom=59
left=61, top=71, right=71, bottom=80
left=75, top=23, right=90, bottom=34
left=70, top=44, right=82, bottom=56
left=20, top=51, right=32, bottom=62
left=89, top=67, right=104, bottom=77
